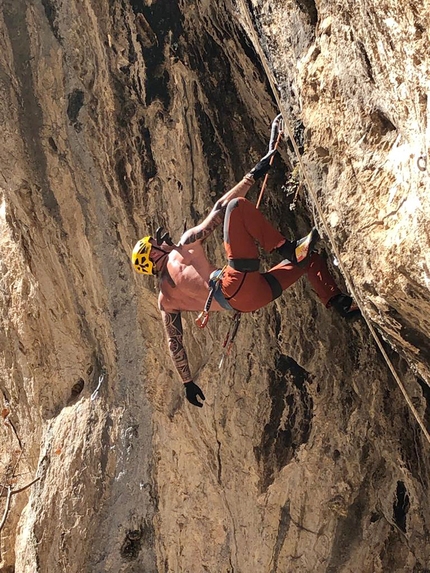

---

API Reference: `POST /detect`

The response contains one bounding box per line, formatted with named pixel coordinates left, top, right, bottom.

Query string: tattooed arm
left=179, top=175, right=254, bottom=246
left=161, top=310, right=192, bottom=383
left=161, top=309, right=206, bottom=407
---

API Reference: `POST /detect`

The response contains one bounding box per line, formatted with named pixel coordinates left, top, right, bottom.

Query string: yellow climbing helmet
left=132, top=236, right=154, bottom=275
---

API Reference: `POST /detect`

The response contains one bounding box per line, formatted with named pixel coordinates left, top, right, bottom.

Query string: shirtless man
left=132, top=153, right=358, bottom=408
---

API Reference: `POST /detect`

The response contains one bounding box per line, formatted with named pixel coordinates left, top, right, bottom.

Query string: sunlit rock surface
left=0, top=1, right=429, bottom=572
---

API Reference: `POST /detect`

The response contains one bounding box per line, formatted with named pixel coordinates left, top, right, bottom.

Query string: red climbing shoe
left=329, top=294, right=361, bottom=318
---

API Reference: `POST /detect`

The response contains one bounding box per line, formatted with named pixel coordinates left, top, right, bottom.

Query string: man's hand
left=248, top=149, right=277, bottom=181
left=184, top=381, right=205, bottom=408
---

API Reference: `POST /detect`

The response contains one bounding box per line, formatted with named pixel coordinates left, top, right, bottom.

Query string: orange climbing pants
left=221, top=197, right=341, bottom=312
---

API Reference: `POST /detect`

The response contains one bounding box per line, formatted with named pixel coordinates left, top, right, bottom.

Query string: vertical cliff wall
left=0, top=1, right=429, bottom=572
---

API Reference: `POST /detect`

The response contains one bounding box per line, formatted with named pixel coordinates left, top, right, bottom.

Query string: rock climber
left=132, top=153, right=358, bottom=408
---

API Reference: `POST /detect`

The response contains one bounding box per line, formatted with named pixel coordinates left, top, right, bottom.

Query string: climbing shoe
left=329, top=294, right=361, bottom=319
left=294, top=227, right=319, bottom=266
left=277, top=227, right=319, bottom=267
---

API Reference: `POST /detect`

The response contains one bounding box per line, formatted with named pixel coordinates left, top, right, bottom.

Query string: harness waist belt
left=208, top=269, right=234, bottom=311
left=213, top=282, right=234, bottom=311
left=227, top=258, right=260, bottom=272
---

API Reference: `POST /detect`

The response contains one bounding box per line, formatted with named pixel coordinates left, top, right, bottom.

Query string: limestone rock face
left=0, top=1, right=429, bottom=572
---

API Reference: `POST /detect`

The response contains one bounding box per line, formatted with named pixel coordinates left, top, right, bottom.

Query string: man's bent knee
left=225, top=196, right=250, bottom=215
left=224, top=198, right=248, bottom=244
left=262, top=272, right=283, bottom=301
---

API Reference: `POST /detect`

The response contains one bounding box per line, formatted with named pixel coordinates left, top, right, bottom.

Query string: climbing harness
left=196, top=267, right=229, bottom=328
left=238, top=0, right=430, bottom=445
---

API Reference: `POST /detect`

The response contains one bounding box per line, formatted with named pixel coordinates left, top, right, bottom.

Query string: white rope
left=238, top=0, right=430, bottom=445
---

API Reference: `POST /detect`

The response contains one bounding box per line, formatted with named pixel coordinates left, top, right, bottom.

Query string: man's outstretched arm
left=161, top=310, right=205, bottom=407
left=179, top=151, right=275, bottom=246
left=179, top=176, right=253, bottom=246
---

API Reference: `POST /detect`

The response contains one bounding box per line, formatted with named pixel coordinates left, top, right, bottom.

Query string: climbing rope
left=237, top=0, right=430, bottom=445
left=219, top=311, right=241, bottom=369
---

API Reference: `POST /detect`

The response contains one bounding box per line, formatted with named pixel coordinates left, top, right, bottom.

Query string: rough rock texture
left=0, top=1, right=429, bottom=572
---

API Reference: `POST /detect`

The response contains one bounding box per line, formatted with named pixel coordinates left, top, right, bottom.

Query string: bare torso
left=157, top=242, right=225, bottom=312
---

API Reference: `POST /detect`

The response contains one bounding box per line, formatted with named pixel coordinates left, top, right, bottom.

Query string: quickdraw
left=256, top=114, right=284, bottom=209
left=196, top=267, right=226, bottom=328
left=219, top=311, right=241, bottom=369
